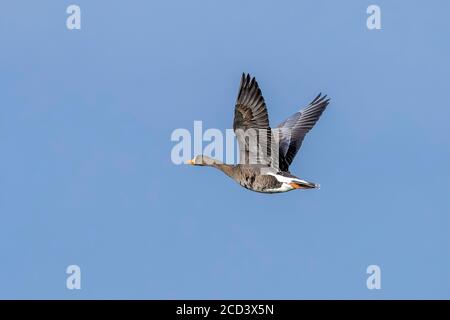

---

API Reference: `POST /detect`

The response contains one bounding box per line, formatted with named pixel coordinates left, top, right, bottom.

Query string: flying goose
left=187, top=73, right=330, bottom=193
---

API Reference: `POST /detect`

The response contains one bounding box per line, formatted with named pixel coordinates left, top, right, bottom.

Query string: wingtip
left=314, top=93, right=331, bottom=106
left=312, top=93, right=322, bottom=104
left=240, top=72, right=257, bottom=88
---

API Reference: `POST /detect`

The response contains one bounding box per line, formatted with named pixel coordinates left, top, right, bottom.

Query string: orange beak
left=185, top=159, right=194, bottom=165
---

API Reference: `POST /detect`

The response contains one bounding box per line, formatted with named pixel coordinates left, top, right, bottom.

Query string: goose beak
left=186, top=159, right=194, bottom=165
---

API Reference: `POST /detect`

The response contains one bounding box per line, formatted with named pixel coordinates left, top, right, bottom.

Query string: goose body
left=187, top=73, right=330, bottom=194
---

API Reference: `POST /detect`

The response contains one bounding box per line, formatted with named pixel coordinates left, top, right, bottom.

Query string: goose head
left=186, top=155, right=219, bottom=166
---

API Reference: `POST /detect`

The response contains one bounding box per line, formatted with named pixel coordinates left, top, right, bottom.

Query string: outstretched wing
left=276, top=93, right=329, bottom=171
left=233, top=73, right=272, bottom=165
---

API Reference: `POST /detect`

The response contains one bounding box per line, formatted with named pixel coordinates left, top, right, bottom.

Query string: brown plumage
left=187, top=73, right=330, bottom=193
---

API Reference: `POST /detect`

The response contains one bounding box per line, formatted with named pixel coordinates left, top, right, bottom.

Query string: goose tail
left=290, top=179, right=320, bottom=189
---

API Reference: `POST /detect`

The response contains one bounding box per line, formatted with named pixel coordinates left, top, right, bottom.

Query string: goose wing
left=233, top=73, right=272, bottom=165
left=275, top=93, right=330, bottom=171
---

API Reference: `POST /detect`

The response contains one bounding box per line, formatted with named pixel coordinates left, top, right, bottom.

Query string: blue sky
left=1, top=1, right=450, bottom=299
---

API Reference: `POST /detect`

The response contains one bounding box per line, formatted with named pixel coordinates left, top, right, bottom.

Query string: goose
left=186, top=73, right=330, bottom=193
